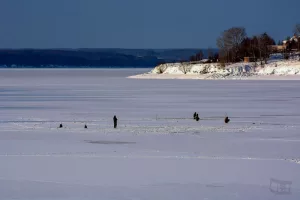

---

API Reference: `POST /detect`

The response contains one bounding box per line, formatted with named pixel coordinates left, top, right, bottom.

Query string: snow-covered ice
left=0, top=69, right=300, bottom=199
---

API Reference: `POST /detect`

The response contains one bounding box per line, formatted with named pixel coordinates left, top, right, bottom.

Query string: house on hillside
left=283, top=34, right=300, bottom=51
left=269, top=34, right=300, bottom=53
left=269, top=45, right=286, bottom=52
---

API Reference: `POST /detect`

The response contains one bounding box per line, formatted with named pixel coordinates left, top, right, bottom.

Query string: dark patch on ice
left=260, top=114, right=300, bottom=117
left=0, top=106, right=60, bottom=110
left=206, top=184, right=225, bottom=188
left=0, top=120, right=87, bottom=123
left=252, top=99, right=289, bottom=102
left=259, top=123, right=287, bottom=126
left=85, top=140, right=136, bottom=145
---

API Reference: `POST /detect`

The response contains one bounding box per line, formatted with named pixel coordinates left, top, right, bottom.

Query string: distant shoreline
left=0, top=48, right=217, bottom=68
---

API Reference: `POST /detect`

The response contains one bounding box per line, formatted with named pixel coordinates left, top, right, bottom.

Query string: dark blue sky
left=0, top=0, right=299, bottom=48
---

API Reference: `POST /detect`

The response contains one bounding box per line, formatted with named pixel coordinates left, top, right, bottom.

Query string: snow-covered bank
left=128, top=59, right=300, bottom=80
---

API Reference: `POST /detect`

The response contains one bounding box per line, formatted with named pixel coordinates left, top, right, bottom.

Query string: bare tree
left=248, top=36, right=258, bottom=66
left=217, top=27, right=247, bottom=62
left=179, top=63, right=191, bottom=74
left=217, top=35, right=229, bottom=63
left=261, top=33, right=275, bottom=64
left=294, top=24, right=300, bottom=51
left=294, top=24, right=300, bottom=35
left=250, top=33, right=275, bottom=65
left=156, top=64, right=167, bottom=74
left=207, top=47, right=214, bottom=62
left=223, top=27, right=247, bottom=61
left=256, top=35, right=264, bottom=65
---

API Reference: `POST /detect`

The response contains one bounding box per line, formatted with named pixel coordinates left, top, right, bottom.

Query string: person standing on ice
left=225, top=116, right=230, bottom=124
left=113, top=115, right=118, bottom=128
left=195, top=114, right=200, bottom=121
left=193, top=112, right=197, bottom=119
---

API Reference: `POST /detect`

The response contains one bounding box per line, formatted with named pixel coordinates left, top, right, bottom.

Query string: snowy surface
left=0, top=69, right=300, bottom=199
left=129, top=58, right=300, bottom=80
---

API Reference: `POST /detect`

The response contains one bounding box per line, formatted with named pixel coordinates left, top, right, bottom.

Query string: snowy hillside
left=129, top=56, right=300, bottom=80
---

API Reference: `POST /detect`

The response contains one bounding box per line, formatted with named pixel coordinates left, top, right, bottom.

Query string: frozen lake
left=0, top=69, right=300, bottom=200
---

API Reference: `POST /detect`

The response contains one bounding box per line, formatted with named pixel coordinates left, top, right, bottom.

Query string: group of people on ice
left=58, top=115, right=118, bottom=129
left=194, top=112, right=230, bottom=123
left=58, top=113, right=229, bottom=129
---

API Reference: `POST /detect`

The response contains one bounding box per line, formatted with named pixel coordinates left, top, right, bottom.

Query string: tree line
left=216, top=24, right=300, bottom=64
left=188, top=24, right=300, bottom=64
left=189, top=48, right=219, bottom=63
left=217, top=28, right=276, bottom=64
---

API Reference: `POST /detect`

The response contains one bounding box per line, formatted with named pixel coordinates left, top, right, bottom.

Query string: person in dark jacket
left=59, top=123, right=63, bottom=128
left=193, top=112, right=197, bottom=119
left=113, top=115, right=118, bottom=128
left=225, top=116, right=230, bottom=124
left=195, top=114, right=200, bottom=121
